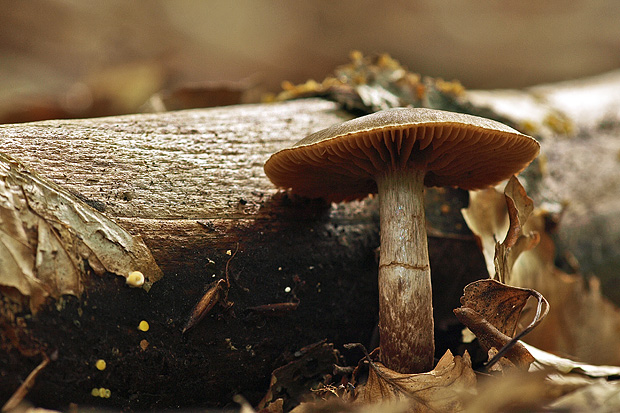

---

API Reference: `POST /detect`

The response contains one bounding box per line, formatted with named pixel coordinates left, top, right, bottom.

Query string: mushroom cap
left=264, top=108, right=540, bottom=202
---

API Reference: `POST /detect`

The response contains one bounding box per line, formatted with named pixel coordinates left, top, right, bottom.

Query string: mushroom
left=264, top=107, right=539, bottom=373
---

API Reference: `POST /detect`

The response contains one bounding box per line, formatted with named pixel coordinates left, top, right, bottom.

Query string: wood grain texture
left=0, top=99, right=349, bottom=219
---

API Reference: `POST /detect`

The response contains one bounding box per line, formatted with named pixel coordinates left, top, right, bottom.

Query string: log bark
left=0, top=98, right=486, bottom=410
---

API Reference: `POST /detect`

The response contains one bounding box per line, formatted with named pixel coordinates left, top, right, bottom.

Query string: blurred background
left=2, top=0, right=620, bottom=124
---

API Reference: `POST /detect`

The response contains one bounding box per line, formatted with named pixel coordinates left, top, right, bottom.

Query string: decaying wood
left=0, top=100, right=362, bottom=275
left=0, top=98, right=486, bottom=409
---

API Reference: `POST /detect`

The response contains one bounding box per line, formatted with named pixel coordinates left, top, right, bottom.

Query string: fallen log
left=0, top=98, right=485, bottom=410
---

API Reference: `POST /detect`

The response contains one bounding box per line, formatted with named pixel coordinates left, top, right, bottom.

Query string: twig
left=2, top=352, right=51, bottom=412
left=224, top=242, right=239, bottom=287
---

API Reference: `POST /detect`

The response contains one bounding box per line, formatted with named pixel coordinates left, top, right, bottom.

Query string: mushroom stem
left=376, top=168, right=434, bottom=373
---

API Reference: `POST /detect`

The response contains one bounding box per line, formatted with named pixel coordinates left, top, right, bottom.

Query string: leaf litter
left=253, top=174, right=620, bottom=412
left=463, top=174, right=620, bottom=366
left=266, top=51, right=466, bottom=116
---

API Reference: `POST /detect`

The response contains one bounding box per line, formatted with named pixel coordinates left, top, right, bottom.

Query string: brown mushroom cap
left=264, top=108, right=540, bottom=202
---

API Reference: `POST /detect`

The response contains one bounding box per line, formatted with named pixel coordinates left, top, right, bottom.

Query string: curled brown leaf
left=459, top=279, right=534, bottom=337
left=455, top=279, right=549, bottom=371
left=502, top=175, right=534, bottom=249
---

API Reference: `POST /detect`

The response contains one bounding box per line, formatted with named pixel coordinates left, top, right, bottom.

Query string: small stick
left=246, top=302, right=299, bottom=316
left=2, top=352, right=51, bottom=412
left=224, top=242, right=240, bottom=287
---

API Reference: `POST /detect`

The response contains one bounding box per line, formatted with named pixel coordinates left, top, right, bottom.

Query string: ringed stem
left=376, top=168, right=434, bottom=373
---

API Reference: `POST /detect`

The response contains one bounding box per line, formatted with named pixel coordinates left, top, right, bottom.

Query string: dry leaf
left=259, top=341, right=341, bottom=412
left=354, top=350, right=476, bottom=412
left=515, top=214, right=620, bottom=365
left=493, top=177, right=540, bottom=283
left=0, top=153, right=162, bottom=313
left=464, top=349, right=617, bottom=413
left=460, top=188, right=507, bottom=278
left=462, top=175, right=539, bottom=284
left=454, top=279, right=549, bottom=370
left=501, top=175, right=534, bottom=249
left=458, top=279, right=547, bottom=338
left=485, top=347, right=519, bottom=374
left=453, top=307, right=534, bottom=371
left=546, top=380, right=620, bottom=412
left=464, top=370, right=553, bottom=413
left=466, top=361, right=620, bottom=413
left=458, top=280, right=526, bottom=337
left=523, top=342, right=620, bottom=378
left=258, top=398, right=284, bottom=413
left=462, top=172, right=620, bottom=365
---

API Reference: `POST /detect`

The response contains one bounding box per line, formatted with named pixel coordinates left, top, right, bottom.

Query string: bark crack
left=379, top=262, right=430, bottom=271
